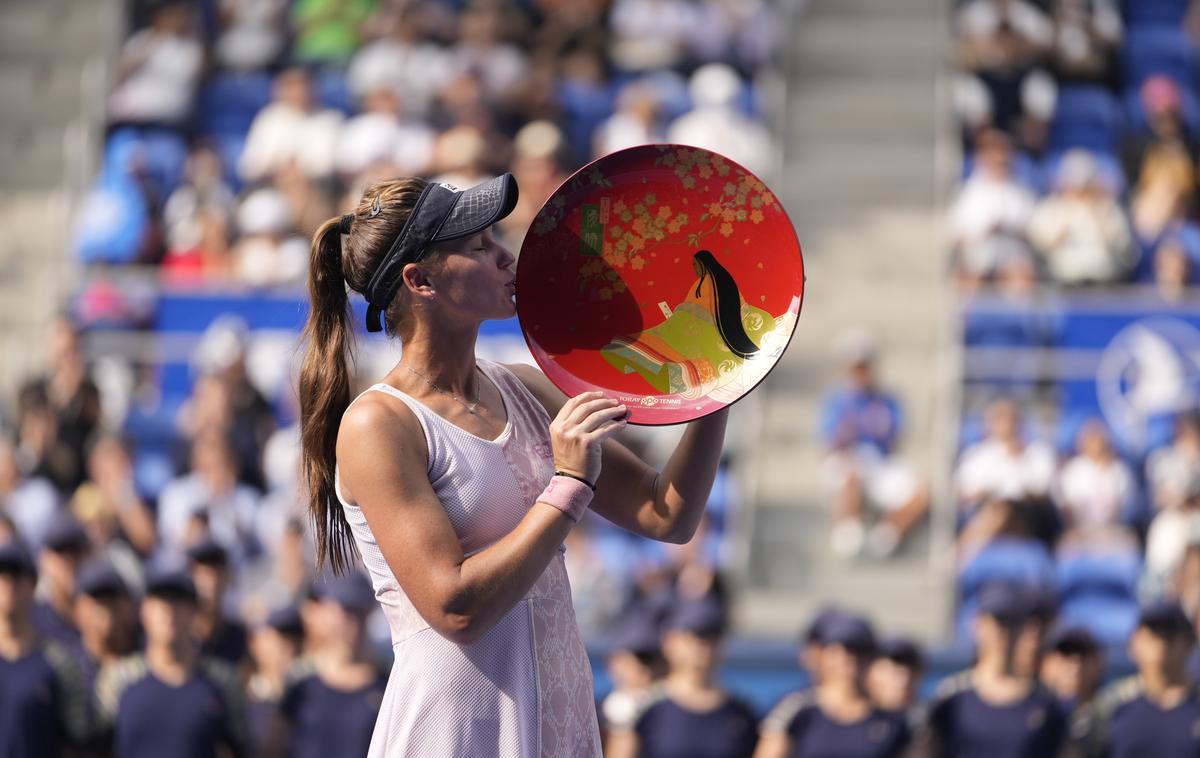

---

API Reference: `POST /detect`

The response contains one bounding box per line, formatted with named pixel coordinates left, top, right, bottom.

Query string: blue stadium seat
left=73, top=178, right=150, bottom=265
left=1059, top=594, right=1140, bottom=647
left=958, top=540, right=1056, bottom=636
left=1122, top=0, right=1191, bottom=29
left=1049, top=86, right=1124, bottom=154
left=1122, top=29, right=1197, bottom=89
left=105, top=128, right=189, bottom=199
left=196, top=71, right=273, bottom=138
left=313, top=69, right=355, bottom=115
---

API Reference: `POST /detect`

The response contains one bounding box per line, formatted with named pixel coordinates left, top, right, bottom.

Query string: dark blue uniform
left=0, top=641, right=88, bottom=758
left=200, top=617, right=248, bottom=665
left=922, top=671, right=1067, bottom=758
left=1074, top=676, right=1200, bottom=758
left=32, top=601, right=80, bottom=647
left=96, top=654, right=249, bottom=758
left=763, top=690, right=911, bottom=758
left=278, top=661, right=388, bottom=758
left=633, top=688, right=759, bottom=758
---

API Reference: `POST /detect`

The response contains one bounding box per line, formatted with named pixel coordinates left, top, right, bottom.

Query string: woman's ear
left=402, top=263, right=437, bottom=300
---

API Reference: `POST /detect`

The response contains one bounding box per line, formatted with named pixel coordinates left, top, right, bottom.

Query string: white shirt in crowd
left=955, top=438, right=1057, bottom=506
left=948, top=173, right=1037, bottom=255
left=108, top=29, right=204, bottom=125
left=157, top=472, right=260, bottom=565
left=2, top=477, right=60, bottom=552
left=348, top=40, right=452, bottom=118
left=334, top=112, right=435, bottom=178
left=1055, top=455, right=1136, bottom=530
left=239, top=103, right=345, bottom=182
left=1027, top=194, right=1135, bottom=283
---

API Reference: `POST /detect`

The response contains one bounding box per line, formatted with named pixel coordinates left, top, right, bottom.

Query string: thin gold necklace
left=402, top=364, right=482, bottom=416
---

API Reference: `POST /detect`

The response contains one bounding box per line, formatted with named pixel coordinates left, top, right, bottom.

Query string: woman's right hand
left=549, top=391, right=628, bottom=486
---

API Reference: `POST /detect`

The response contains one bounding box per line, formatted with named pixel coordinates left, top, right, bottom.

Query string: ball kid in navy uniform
left=185, top=538, right=248, bottom=666
left=1038, top=625, right=1103, bottom=716
left=866, top=636, right=925, bottom=715
left=607, top=594, right=759, bottom=758
left=601, top=604, right=668, bottom=742
left=73, top=558, right=137, bottom=753
left=33, top=511, right=90, bottom=647
left=262, top=572, right=387, bottom=758
left=246, top=604, right=304, bottom=754
left=0, top=540, right=89, bottom=757
left=1072, top=600, right=1200, bottom=758
left=914, top=582, right=1067, bottom=758
left=96, top=562, right=250, bottom=758
left=756, top=613, right=910, bottom=758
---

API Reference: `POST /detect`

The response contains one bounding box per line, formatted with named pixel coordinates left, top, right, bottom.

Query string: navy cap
left=0, top=540, right=36, bottom=577
left=1043, top=624, right=1098, bottom=655
left=77, top=560, right=129, bottom=597
left=266, top=604, right=303, bottom=636
left=144, top=563, right=197, bottom=601
left=804, top=606, right=847, bottom=646
left=185, top=538, right=228, bottom=566
left=976, top=582, right=1037, bottom=624
left=1138, top=600, right=1195, bottom=639
left=821, top=613, right=877, bottom=654
left=42, top=512, right=89, bottom=553
left=312, top=573, right=377, bottom=613
left=877, top=636, right=923, bottom=668
left=609, top=608, right=662, bottom=656
left=663, top=595, right=728, bottom=638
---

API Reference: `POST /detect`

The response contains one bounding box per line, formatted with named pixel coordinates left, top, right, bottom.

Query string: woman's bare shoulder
left=336, top=390, right=428, bottom=501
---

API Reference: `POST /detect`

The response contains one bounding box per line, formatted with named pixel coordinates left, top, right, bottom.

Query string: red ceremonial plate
left=516, top=144, right=805, bottom=425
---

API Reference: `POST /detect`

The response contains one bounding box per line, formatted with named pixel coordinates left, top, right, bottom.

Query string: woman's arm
left=507, top=364, right=728, bottom=544
left=337, top=390, right=625, bottom=645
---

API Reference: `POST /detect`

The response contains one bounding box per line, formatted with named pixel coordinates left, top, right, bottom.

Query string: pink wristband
left=538, top=475, right=594, bottom=522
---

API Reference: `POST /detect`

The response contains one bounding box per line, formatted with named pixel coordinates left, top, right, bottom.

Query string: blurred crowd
left=943, top=0, right=1200, bottom=686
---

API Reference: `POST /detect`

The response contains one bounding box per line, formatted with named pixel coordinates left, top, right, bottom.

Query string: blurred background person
left=608, top=594, right=758, bottom=758
left=756, top=613, right=910, bottom=758
left=246, top=604, right=304, bottom=754
left=1038, top=625, right=1103, bottom=714
left=1073, top=600, right=1200, bottom=757
left=867, top=636, right=926, bottom=715
left=33, top=512, right=90, bottom=648
left=185, top=538, right=248, bottom=667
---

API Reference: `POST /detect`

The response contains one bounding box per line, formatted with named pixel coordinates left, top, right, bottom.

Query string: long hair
left=298, top=177, right=429, bottom=574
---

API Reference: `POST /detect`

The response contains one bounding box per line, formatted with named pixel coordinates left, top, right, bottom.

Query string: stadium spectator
left=608, top=595, right=758, bottom=758
left=264, top=573, right=387, bottom=758
left=448, top=4, right=529, bottom=106
left=866, top=636, right=925, bottom=714
left=0, top=540, right=89, bottom=757
left=289, top=0, right=375, bottom=65
left=1054, top=419, right=1136, bottom=533
left=156, top=430, right=260, bottom=566
left=185, top=539, right=249, bottom=667
left=609, top=0, right=692, bottom=73
left=231, top=186, right=311, bottom=287
left=162, top=142, right=236, bottom=283
left=346, top=4, right=451, bottom=119
left=1038, top=625, right=1103, bottom=713
left=212, top=0, right=288, bottom=72
left=955, top=397, right=1057, bottom=513
left=1129, top=147, right=1195, bottom=265
left=1144, top=477, right=1200, bottom=596
left=952, top=0, right=1056, bottom=151
left=96, top=563, right=250, bottom=757
left=33, top=512, right=89, bottom=647
left=1151, top=231, right=1198, bottom=301
left=594, top=81, right=667, bottom=157
left=239, top=68, right=344, bottom=186
left=1043, top=0, right=1121, bottom=86
left=70, top=432, right=156, bottom=560
left=948, top=129, right=1038, bottom=285
left=914, top=583, right=1067, bottom=757
left=495, top=120, right=569, bottom=251
left=756, top=614, right=910, bottom=758
left=821, top=330, right=929, bottom=559
left=668, top=63, right=773, bottom=179
left=334, top=84, right=435, bottom=183
left=107, top=1, right=204, bottom=128
left=1027, top=150, right=1135, bottom=285
left=1175, top=543, right=1200, bottom=622
left=1123, top=76, right=1197, bottom=193
left=1073, top=600, right=1200, bottom=756
left=0, top=434, right=59, bottom=553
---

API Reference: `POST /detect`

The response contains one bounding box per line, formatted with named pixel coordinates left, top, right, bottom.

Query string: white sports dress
left=334, top=359, right=602, bottom=757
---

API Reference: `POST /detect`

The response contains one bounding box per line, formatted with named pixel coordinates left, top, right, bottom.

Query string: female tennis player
left=297, top=173, right=728, bottom=756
